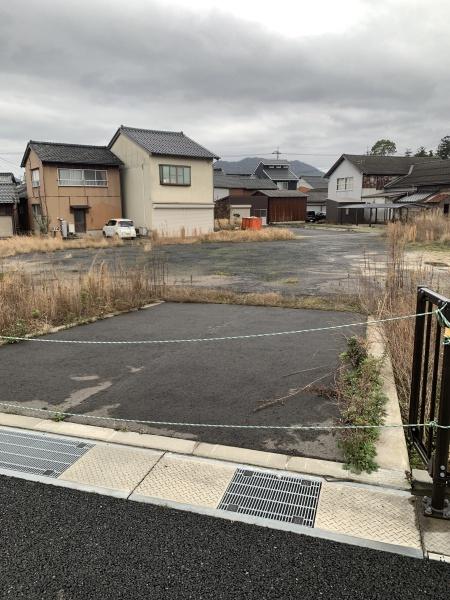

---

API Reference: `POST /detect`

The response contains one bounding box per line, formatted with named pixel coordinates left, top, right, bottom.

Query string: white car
left=103, top=219, right=137, bottom=239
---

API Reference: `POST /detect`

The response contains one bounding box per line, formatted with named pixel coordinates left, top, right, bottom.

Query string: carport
left=335, top=202, right=420, bottom=225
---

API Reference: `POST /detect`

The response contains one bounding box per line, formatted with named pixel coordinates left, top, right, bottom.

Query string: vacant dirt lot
left=2, top=229, right=385, bottom=296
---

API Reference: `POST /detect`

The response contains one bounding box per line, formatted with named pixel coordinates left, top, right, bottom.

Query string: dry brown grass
left=0, top=235, right=123, bottom=258
left=387, top=210, right=450, bottom=245
left=152, top=227, right=295, bottom=245
left=0, top=260, right=359, bottom=340
left=359, top=219, right=449, bottom=418
left=0, top=259, right=167, bottom=339
left=161, top=287, right=360, bottom=313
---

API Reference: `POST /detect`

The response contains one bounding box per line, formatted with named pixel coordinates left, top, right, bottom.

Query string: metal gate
left=409, top=287, right=450, bottom=518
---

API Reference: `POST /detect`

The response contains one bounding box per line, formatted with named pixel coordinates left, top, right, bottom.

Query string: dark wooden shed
left=251, top=190, right=307, bottom=223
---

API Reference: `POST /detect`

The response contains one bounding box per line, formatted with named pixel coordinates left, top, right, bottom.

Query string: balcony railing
left=58, top=179, right=107, bottom=187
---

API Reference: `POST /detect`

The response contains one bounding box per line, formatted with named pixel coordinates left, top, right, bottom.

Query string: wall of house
left=109, top=134, right=151, bottom=230
left=24, top=149, right=121, bottom=233
left=327, top=160, right=363, bottom=202
left=110, top=134, right=214, bottom=231
left=148, top=154, right=214, bottom=206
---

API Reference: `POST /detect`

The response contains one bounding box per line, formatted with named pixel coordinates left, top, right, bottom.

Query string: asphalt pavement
left=0, top=302, right=366, bottom=460
left=0, top=475, right=448, bottom=600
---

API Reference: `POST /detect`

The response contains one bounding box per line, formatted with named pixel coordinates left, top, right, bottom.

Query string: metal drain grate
left=0, top=428, right=93, bottom=478
left=218, top=468, right=321, bottom=527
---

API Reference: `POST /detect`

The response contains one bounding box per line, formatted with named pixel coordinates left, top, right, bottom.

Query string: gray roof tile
left=21, top=142, right=123, bottom=167
left=386, top=160, right=450, bottom=188
left=326, top=154, right=435, bottom=177
left=299, top=175, right=328, bottom=189
left=115, top=126, right=218, bottom=160
left=262, top=167, right=299, bottom=181
left=0, top=183, right=18, bottom=204
left=254, top=189, right=307, bottom=198
left=214, top=173, right=277, bottom=190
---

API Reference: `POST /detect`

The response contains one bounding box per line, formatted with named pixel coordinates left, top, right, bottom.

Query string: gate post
left=425, top=306, right=450, bottom=518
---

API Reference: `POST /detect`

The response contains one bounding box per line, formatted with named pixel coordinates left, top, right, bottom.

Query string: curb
left=0, top=301, right=164, bottom=346
left=0, top=412, right=410, bottom=490
left=367, top=319, right=411, bottom=473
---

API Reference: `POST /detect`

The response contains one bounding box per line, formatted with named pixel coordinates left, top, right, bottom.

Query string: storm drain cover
left=0, top=428, right=93, bottom=478
left=218, top=468, right=321, bottom=527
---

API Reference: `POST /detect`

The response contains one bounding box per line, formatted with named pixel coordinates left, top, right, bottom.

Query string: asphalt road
left=0, top=476, right=448, bottom=600
left=4, top=228, right=385, bottom=295
left=0, top=302, right=366, bottom=460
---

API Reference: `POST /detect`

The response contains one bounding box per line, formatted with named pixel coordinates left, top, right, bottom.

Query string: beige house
left=109, top=126, right=218, bottom=235
left=21, top=141, right=123, bottom=234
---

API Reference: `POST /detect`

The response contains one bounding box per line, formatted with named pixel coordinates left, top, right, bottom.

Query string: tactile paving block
left=134, top=454, right=236, bottom=508
left=315, top=482, right=422, bottom=549
left=417, top=509, right=450, bottom=557
left=59, top=445, right=163, bottom=493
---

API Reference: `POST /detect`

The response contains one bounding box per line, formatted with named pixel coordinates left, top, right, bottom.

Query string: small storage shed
left=215, top=189, right=307, bottom=225
left=251, top=189, right=307, bottom=223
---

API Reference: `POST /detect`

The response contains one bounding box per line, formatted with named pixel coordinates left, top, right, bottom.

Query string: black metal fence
left=409, top=286, right=450, bottom=518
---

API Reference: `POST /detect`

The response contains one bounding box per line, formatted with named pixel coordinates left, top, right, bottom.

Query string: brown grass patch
left=153, top=227, right=295, bottom=245
left=359, top=215, right=450, bottom=419
left=161, top=287, right=361, bottom=313
left=387, top=210, right=450, bottom=245
left=0, top=235, right=123, bottom=258
left=0, top=257, right=360, bottom=340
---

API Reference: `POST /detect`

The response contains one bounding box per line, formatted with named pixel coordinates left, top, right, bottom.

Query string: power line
left=218, top=151, right=339, bottom=158
left=0, top=154, right=22, bottom=168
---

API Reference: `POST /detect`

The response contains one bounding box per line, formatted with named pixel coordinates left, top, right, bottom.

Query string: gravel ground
left=3, top=229, right=385, bottom=295
left=0, top=476, right=448, bottom=600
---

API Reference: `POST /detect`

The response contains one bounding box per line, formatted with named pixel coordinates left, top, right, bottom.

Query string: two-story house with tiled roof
left=109, top=126, right=218, bottom=236
left=384, top=160, right=450, bottom=215
left=253, top=160, right=299, bottom=190
left=21, top=141, right=123, bottom=234
left=0, top=172, right=19, bottom=237
left=324, top=154, right=436, bottom=224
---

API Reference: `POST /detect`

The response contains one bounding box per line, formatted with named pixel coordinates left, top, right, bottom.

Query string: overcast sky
left=1, top=0, right=449, bottom=174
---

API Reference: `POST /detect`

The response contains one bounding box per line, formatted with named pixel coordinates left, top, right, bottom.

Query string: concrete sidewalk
left=1, top=418, right=449, bottom=562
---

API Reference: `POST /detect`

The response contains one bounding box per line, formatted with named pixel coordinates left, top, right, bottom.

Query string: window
left=31, top=169, right=40, bottom=188
left=159, top=165, right=191, bottom=186
left=253, top=208, right=267, bottom=218
left=58, top=168, right=108, bottom=186
left=336, top=177, right=353, bottom=191
left=32, top=204, right=42, bottom=218
left=276, top=181, right=288, bottom=190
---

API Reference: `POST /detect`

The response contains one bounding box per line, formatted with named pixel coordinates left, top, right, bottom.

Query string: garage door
left=0, top=216, right=13, bottom=237
left=153, top=204, right=214, bottom=236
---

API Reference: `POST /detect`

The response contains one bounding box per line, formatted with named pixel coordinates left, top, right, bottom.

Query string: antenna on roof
left=272, top=147, right=282, bottom=160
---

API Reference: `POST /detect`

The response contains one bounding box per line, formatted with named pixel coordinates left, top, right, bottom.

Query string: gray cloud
left=1, top=0, right=449, bottom=173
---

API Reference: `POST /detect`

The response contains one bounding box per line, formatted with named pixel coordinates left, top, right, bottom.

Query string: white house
left=109, top=126, right=218, bottom=236
left=325, top=154, right=435, bottom=204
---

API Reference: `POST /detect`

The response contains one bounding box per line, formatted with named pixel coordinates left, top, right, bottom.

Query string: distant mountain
left=214, top=157, right=324, bottom=177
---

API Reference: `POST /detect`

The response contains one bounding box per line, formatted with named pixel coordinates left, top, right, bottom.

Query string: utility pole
left=272, top=147, right=281, bottom=160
